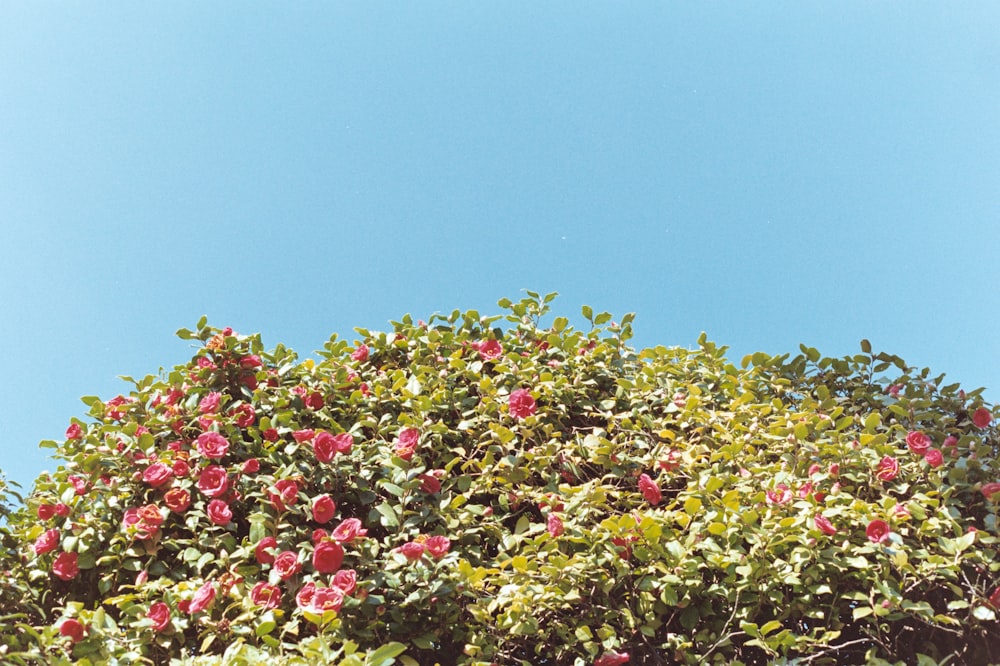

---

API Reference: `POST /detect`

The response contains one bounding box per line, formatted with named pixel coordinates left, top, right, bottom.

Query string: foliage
left=2, top=293, right=999, bottom=665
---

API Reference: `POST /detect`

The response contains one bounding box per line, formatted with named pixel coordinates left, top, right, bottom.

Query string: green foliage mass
left=1, top=293, right=999, bottom=666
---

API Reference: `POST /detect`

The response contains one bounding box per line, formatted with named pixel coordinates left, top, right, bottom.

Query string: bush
left=4, top=293, right=999, bottom=665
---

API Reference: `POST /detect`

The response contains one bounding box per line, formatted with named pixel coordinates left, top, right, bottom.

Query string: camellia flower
left=198, top=392, right=222, bottom=414
left=33, top=529, right=61, bottom=555
left=142, top=462, right=174, bottom=488
left=269, top=479, right=299, bottom=512
left=924, top=448, right=944, bottom=468
left=425, top=535, right=451, bottom=559
left=242, top=458, right=260, bottom=474
left=875, top=456, right=899, bottom=482
left=312, top=541, right=345, bottom=573
left=188, top=581, right=216, bottom=614
left=547, top=514, right=565, bottom=538
left=638, top=473, right=662, bottom=506
left=594, top=651, right=630, bottom=666
left=396, top=541, right=426, bottom=561
left=65, top=423, right=83, bottom=440
left=988, top=586, right=1000, bottom=610
left=296, top=582, right=345, bottom=615
left=866, top=519, right=891, bottom=544
left=250, top=581, right=282, bottom=609
left=906, top=431, right=931, bottom=455
left=478, top=339, right=503, bottom=361
left=37, top=503, right=55, bottom=520
left=351, top=344, right=369, bottom=362
left=395, top=428, right=420, bottom=461
left=196, top=432, right=230, bottom=460
left=52, top=551, right=79, bottom=581
left=273, top=551, right=302, bottom=580
left=973, top=407, right=993, bottom=429
left=765, top=484, right=792, bottom=506
left=508, top=388, right=537, bottom=419
left=981, top=482, right=1000, bottom=502
left=147, top=601, right=171, bottom=632
left=231, top=404, right=256, bottom=428
left=313, top=431, right=353, bottom=462
left=164, top=487, right=191, bottom=513
left=197, top=465, right=229, bottom=498
left=312, top=494, right=337, bottom=523
left=59, top=618, right=85, bottom=643
left=206, top=499, right=232, bottom=525
left=331, top=517, right=368, bottom=543
left=255, top=536, right=278, bottom=565
left=332, top=569, right=357, bottom=595
left=814, top=514, right=837, bottom=536
left=304, top=391, right=325, bottom=410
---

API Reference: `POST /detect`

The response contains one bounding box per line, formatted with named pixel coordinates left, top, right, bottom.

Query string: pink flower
left=37, top=504, right=55, bottom=520
left=312, top=541, right=345, bottom=573
left=395, top=428, right=420, bottom=461
left=65, top=423, right=83, bottom=440
left=981, top=482, right=1000, bottom=501
left=508, top=389, right=537, bottom=419
left=292, top=429, right=315, bottom=442
left=250, top=581, right=282, bottom=609
left=198, top=392, right=221, bottom=414
left=924, top=448, right=944, bottom=468
left=887, top=384, right=901, bottom=398
left=425, top=535, right=451, bottom=559
left=331, top=517, right=368, bottom=543
left=332, top=569, right=357, bottom=595
left=547, top=514, right=565, bottom=537
left=875, top=456, right=899, bottom=482
left=197, top=465, right=229, bottom=497
left=242, top=458, right=260, bottom=474
left=255, top=537, right=278, bottom=565
left=906, top=431, right=931, bottom=455
left=313, top=432, right=353, bottom=462
left=33, top=528, right=60, bottom=555
left=68, top=475, right=88, bottom=495
left=297, top=583, right=344, bottom=615
left=396, top=542, right=425, bottom=561
left=206, top=499, right=232, bottom=525
left=59, top=618, right=86, bottom=643
left=766, top=484, right=792, bottom=506
left=142, top=462, right=174, bottom=488
left=478, top=339, right=503, bottom=361
left=351, top=345, right=369, bottom=362
left=269, top=479, right=299, bottom=512
left=172, top=459, right=191, bottom=477
left=813, top=514, right=837, bottom=536
left=231, top=404, right=256, bottom=428
left=312, top=494, right=337, bottom=523
left=164, top=487, right=191, bottom=513
left=973, top=407, right=993, bottom=429
left=295, top=582, right=317, bottom=610
left=147, top=602, right=171, bottom=632
left=52, top=551, right=79, bottom=581
left=304, top=391, right=325, bottom=410
left=188, top=581, right=216, bottom=614
left=419, top=473, right=442, bottom=494
left=638, top=474, right=662, bottom=505
left=264, top=428, right=279, bottom=442
left=273, top=551, right=302, bottom=580
left=196, top=432, right=230, bottom=459
left=866, top=519, right=890, bottom=544
left=594, top=651, right=630, bottom=666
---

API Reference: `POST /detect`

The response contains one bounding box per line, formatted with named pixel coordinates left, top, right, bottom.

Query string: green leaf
left=860, top=339, right=872, bottom=353
left=365, top=642, right=407, bottom=666
left=853, top=606, right=873, bottom=620
left=581, top=305, right=594, bottom=323
left=373, top=503, right=399, bottom=528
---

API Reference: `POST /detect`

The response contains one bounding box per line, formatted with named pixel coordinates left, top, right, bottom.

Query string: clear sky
left=2, top=3, right=998, bottom=492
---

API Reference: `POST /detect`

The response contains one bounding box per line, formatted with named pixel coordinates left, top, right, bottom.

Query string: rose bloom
left=37, top=503, right=55, bottom=520
left=312, top=541, right=345, bottom=573
left=875, top=456, right=899, bottom=482
left=395, top=428, right=420, bottom=461
left=273, top=551, right=302, bottom=580
left=207, top=499, right=233, bottom=525
left=547, top=514, right=565, bottom=538
left=53, top=551, right=79, bottom=581
left=351, top=344, right=369, bottom=362
left=255, top=536, right=278, bottom=565
left=142, top=462, right=174, bottom=488
left=478, top=339, right=503, bottom=361
left=814, top=514, right=837, bottom=536
left=33, top=528, right=61, bottom=555
left=981, top=482, right=1000, bottom=502
left=594, top=651, right=630, bottom=666
left=924, top=448, right=944, bottom=468
left=508, top=388, right=537, bottom=419
left=425, top=535, right=451, bottom=559
left=638, top=474, right=662, bottom=506
left=973, top=407, right=993, bottom=429
left=331, top=517, right=368, bottom=543
left=164, top=487, right=191, bottom=513
left=396, top=541, right=425, bottom=561
left=59, top=618, right=85, bottom=643
left=250, top=581, right=282, bottom=610
left=65, top=423, right=83, bottom=440
left=332, top=569, right=357, bottom=595
left=866, top=519, right=891, bottom=544
left=312, top=494, right=337, bottom=523
left=196, top=432, right=230, bottom=459
left=242, top=458, right=260, bottom=474
left=188, top=581, right=216, bottom=614
left=147, top=601, right=171, bottom=632
left=197, top=465, right=229, bottom=498
left=906, top=431, right=931, bottom=455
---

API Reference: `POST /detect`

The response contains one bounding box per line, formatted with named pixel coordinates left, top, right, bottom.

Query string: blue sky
left=2, top=3, right=998, bottom=492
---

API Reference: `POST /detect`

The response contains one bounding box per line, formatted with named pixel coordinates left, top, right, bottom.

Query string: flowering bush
left=3, top=293, right=1000, bottom=665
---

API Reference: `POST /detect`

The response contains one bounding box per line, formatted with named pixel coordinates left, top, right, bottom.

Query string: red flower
left=875, top=456, right=899, bottom=482
left=297, top=583, right=344, bottom=614
left=59, top=618, right=85, bottom=643
left=594, top=651, right=630, bottom=666
left=292, top=429, right=315, bottom=442
left=988, top=586, right=1000, bottom=610
left=142, top=462, right=174, bottom=488
left=250, top=581, right=282, bottom=609
left=981, top=482, right=1000, bottom=501
left=164, top=487, right=191, bottom=513
left=198, top=392, right=222, bottom=414
left=68, top=475, right=88, bottom=495
left=295, top=582, right=317, bottom=610
left=331, top=517, right=368, bottom=543
left=395, top=428, right=420, bottom=461
left=242, top=458, right=260, bottom=474
left=273, top=551, right=301, bottom=580
left=312, top=494, right=337, bottom=523
left=906, top=431, right=931, bottom=455
left=65, top=423, right=83, bottom=440
left=270, top=479, right=299, bottom=512
left=508, top=389, right=537, bottom=419
left=332, top=569, right=357, bottom=595
left=351, top=345, right=369, bottom=362
left=33, top=528, right=60, bottom=555
left=396, top=542, right=425, bottom=561
left=304, top=391, right=325, bottom=410
left=52, top=551, right=79, bottom=581
left=231, top=404, right=256, bottom=428
left=973, top=407, right=993, bottom=429
left=657, top=449, right=682, bottom=472
left=813, top=514, right=837, bottom=536
left=147, top=602, right=171, bottom=632
left=255, top=537, right=278, bottom=565
left=425, top=535, right=451, bottom=559
left=547, top=514, right=565, bottom=537
left=866, top=519, right=890, bottom=544
left=172, top=459, right=191, bottom=477
left=54, top=502, right=71, bottom=517
left=37, top=504, right=55, bottom=520
left=263, top=428, right=279, bottom=442
left=197, top=465, right=229, bottom=498
left=638, top=474, right=662, bottom=506
left=312, top=541, right=345, bottom=573
left=196, top=432, right=230, bottom=460
left=207, top=499, right=232, bottom=525
left=478, top=339, right=503, bottom=361
left=188, top=581, right=216, bottom=614
left=924, top=448, right=944, bottom=468
left=419, top=473, right=442, bottom=494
